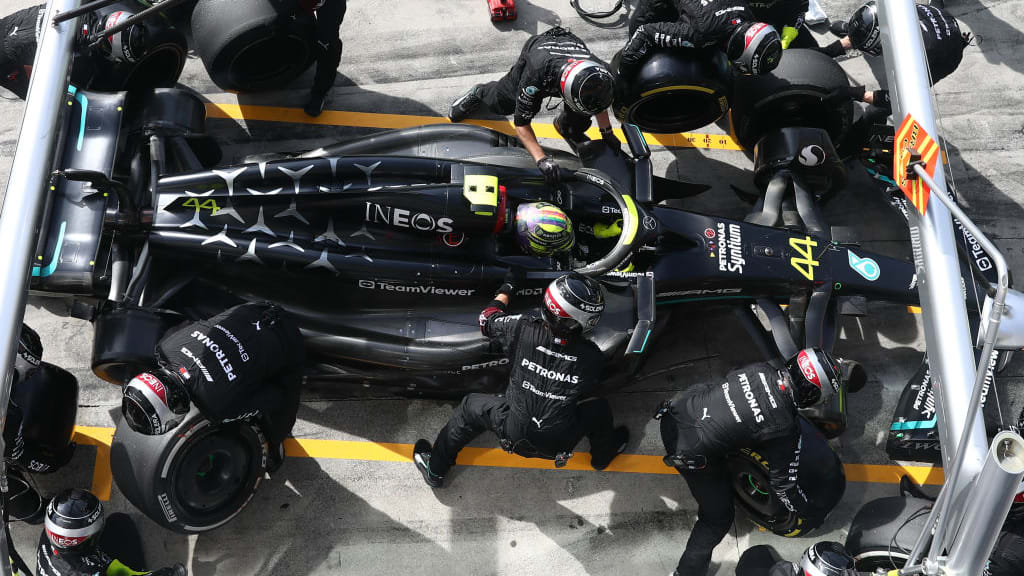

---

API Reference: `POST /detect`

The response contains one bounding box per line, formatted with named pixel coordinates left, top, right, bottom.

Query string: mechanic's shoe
left=449, top=85, right=484, bottom=122
left=591, top=426, right=629, bottom=471
left=304, top=92, right=327, bottom=117
left=414, top=439, right=445, bottom=488
left=840, top=359, right=867, bottom=394
left=829, top=20, right=849, bottom=38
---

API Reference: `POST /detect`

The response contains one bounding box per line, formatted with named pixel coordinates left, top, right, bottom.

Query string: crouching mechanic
left=38, top=488, right=185, bottom=576
left=619, top=0, right=783, bottom=79
left=448, top=27, right=618, bottom=189
left=658, top=349, right=846, bottom=576
left=121, top=302, right=304, bottom=472
left=736, top=541, right=858, bottom=576
left=413, top=271, right=629, bottom=487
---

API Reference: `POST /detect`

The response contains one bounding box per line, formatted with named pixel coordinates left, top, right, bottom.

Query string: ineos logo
left=797, top=351, right=821, bottom=387
left=798, top=145, right=826, bottom=167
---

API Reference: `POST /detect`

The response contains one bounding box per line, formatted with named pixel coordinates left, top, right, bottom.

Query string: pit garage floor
left=2, top=0, right=1024, bottom=574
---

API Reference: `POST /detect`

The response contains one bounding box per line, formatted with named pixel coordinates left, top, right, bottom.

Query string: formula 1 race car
left=22, top=80, right=937, bottom=533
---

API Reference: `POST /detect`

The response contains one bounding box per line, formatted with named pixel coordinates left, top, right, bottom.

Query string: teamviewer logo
left=358, top=280, right=375, bottom=289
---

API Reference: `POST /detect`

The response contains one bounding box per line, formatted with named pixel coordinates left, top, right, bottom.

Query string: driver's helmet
left=121, top=369, right=191, bottom=435
left=784, top=348, right=841, bottom=408
left=515, top=202, right=575, bottom=257
left=848, top=1, right=882, bottom=56
left=100, top=11, right=147, bottom=63
left=559, top=59, right=615, bottom=116
left=799, top=541, right=858, bottom=576
left=45, top=488, right=104, bottom=553
left=726, top=22, right=782, bottom=76
left=542, top=272, right=605, bottom=334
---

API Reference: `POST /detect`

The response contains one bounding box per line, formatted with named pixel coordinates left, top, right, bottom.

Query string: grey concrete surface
left=1, top=0, right=1023, bottom=574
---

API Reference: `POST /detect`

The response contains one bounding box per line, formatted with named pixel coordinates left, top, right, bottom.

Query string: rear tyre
left=612, top=49, right=732, bottom=134
left=111, top=407, right=269, bottom=533
left=191, top=0, right=316, bottom=92
left=730, top=49, right=854, bottom=150
left=91, top=307, right=184, bottom=385
left=845, top=496, right=931, bottom=572
left=88, top=26, right=188, bottom=93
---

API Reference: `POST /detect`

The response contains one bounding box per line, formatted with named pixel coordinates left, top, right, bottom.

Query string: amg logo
left=462, top=358, right=510, bottom=371
left=158, top=493, right=178, bottom=523
left=657, top=288, right=742, bottom=297
left=365, top=202, right=453, bottom=233
left=536, top=346, right=577, bottom=362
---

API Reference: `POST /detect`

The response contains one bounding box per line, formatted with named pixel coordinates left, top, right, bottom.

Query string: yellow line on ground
left=203, top=103, right=744, bottom=151
left=74, top=428, right=943, bottom=501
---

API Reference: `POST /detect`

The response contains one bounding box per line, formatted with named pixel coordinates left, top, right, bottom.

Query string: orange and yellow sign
left=893, top=114, right=941, bottom=215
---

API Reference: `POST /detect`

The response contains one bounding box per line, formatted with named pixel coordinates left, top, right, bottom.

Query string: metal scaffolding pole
left=0, top=0, right=81, bottom=573
left=876, top=0, right=989, bottom=557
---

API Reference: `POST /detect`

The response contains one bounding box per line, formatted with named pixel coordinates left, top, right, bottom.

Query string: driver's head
left=515, top=202, right=575, bottom=257
left=121, top=369, right=190, bottom=435
left=848, top=1, right=882, bottom=56
left=726, top=22, right=782, bottom=76
left=559, top=60, right=615, bottom=116
left=542, top=273, right=605, bottom=335
left=799, top=541, right=857, bottom=576
left=784, top=348, right=841, bottom=408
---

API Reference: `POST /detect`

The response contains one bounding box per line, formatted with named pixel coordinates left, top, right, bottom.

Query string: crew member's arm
left=761, top=430, right=811, bottom=516
left=595, top=110, right=621, bottom=150
left=513, top=74, right=562, bottom=188
left=620, top=18, right=700, bottom=76
left=779, top=0, right=809, bottom=49
left=816, top=35, right=853, bottom=58
left=107, top=559, right=186, bottom=576
left=479, top=269, right=522, bottom=351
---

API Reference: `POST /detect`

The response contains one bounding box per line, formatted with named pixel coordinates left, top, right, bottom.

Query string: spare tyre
left=845, top=496, right=932, bottom=572
left=727, top=417, right=845, bottom=536
left=730, top=49, right=853, bottom=150
left=111, top=406, right=269, bottom=533
left=191, top=0, right=316, bottom=92
left=612, top=49, right=732, bottom=134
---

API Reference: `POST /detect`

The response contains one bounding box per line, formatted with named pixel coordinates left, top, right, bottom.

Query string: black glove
left=147, top=563, right=188, bottom=576
left=870, top=89, right=891, bottom=111
left=600, top=127, right=621, bottom=151
left=537, top=156, right=560, bottom=188
left=497, top=268, right=524, bottom=297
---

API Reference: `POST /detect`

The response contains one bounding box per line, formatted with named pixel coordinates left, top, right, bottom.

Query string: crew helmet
left=799, top=541, right=858, bottom=576
left=121, top=369, right=190, bottom=435
left=516, top=202, right=575, bottom=257
left=726, top=21, right=782, bottom=75
left=559, top=59, right=615, bottom=115
left=848, top=1, right=882, bottom=56
left=45, top=488, right=104, bottom=552
left=785, top=348, right=841, bottom=408
left=100, top=11, right=147, bottom=63
left=542, top=272, right=605, bottom=334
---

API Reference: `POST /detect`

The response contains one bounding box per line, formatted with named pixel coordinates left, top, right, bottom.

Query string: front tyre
left=111, top=407, right=268, bottom=533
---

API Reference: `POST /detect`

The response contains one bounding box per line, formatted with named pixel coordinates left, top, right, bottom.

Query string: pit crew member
left=38, top=488, right=186, bottom=576
left=448, top=27, right=618, bottom=189
left=1, top=5, right=46, bottom=98
left=303, top=0, right=347, bottom=117
left=658, top=348, right=846, bottom=576
left=413, top=271, right=629, bottom=487
left=120, top=302, right=304, bottom=472
left=619, top=0, right=783, bottom=79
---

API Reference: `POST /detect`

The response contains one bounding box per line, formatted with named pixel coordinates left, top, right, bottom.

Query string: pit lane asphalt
left=2, top=0, right=1024, bottom=574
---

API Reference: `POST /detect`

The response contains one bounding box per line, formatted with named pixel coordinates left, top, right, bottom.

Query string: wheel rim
left=854, top=550, right=909, bottom=571
left=174, top=432, right=253, bottom=515
left=228, top=34, right=311, bottom=90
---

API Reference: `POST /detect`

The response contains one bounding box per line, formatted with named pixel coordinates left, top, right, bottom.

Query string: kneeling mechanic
left=659, top=349, right=847, bottom=576
left=414, top=271, right=629, bottom=487
left=120, top=302, right=304, bottom=472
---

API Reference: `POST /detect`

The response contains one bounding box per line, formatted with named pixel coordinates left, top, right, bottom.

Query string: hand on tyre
left=600, top=127, right=621, bottom=151
left=537, top=156, right=561, bottom=188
